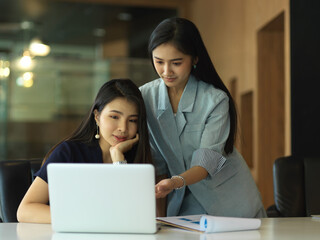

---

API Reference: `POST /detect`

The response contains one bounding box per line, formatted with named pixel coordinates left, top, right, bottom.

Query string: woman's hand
left=110, top=133, right=139, bottom=163
left=155, top=178, right=178, bottom=198
left=155, top=179, right=174, bottom=198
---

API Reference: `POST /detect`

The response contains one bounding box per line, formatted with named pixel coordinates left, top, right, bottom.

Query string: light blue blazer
left=140, top=75, right=266, bottom=218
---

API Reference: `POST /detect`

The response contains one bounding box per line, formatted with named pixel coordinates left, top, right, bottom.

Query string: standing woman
left=17, top=79, right=153, bottom=223
left=140, top=18, right=266, bottom=218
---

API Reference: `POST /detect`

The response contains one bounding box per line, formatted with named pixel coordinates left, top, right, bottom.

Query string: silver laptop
left=47, top=163, right=157, bottom=234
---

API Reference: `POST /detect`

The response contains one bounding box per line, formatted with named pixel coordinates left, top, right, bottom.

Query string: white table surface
left=1, top=217, right=320, bottom=240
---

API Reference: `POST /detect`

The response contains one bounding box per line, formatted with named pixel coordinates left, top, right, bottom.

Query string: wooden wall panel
left=241, top=91, right=254, bottom=168
left=257, top=12, right=285, bottom=208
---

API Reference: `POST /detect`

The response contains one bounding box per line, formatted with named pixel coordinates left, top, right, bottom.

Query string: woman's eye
left=173, top=62, right=182, bottom=66
left=155, top=60, right=163, bottom=64
left=129, top=119, right=138, bottom=123
left=110, top=115, right=118, bottom=119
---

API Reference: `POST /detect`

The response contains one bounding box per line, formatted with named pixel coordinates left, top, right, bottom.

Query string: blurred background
left=0, top=0, right=177, bottom=160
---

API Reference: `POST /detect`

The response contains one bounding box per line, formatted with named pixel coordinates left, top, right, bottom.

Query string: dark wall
left=290, top=0, right=320, bottom=157
left=128, top=9, right=177, bottom=58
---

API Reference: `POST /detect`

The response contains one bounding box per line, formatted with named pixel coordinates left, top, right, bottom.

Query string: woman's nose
left=118, top=120, right=127, bottom=133
left=163, top=64, right=172, bottom=75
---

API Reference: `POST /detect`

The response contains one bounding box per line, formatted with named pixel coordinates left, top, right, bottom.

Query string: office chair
left=0, top=159, right=42, bottom=222
left=267, top=156, right=320, bottom=217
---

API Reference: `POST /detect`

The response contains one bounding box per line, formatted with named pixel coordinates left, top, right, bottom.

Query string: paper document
left=157, top=214, right=261, bottom=233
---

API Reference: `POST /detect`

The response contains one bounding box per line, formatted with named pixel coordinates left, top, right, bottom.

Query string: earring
left=95, top=124, right=100, bottom=139
left=193, top=64, right=197, bottom=69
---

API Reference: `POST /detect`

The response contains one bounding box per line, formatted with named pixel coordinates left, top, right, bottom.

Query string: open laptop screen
left=47, top=163, right=157, bottom=234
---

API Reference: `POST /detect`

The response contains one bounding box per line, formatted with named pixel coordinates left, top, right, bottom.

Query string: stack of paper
left=157, top=214, right=261, bottom=233
left=199, top=215, right=261, bottom=233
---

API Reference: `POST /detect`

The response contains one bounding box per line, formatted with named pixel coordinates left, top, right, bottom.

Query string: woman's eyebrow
left=109, top=110, right=138, bottom=117
left=109, top=110, right=123, bottom=114
left=154, top=56, right=183, bottom=61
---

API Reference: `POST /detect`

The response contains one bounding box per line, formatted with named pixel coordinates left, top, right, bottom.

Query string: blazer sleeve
left=190, top=92, right=230, bottom=177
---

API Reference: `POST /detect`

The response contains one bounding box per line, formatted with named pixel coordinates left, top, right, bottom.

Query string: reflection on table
left=0, top=217, right=319, bottom=240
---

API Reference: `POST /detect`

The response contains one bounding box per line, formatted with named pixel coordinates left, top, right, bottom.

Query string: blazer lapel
left=176, top=76, right=198, bottom=136
left=156, top=81, right=186, bottom=174
left=175, top=111, right=186, bottom=137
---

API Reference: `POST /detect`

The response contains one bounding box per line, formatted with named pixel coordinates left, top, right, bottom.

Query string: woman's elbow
left=16, top=202, right=51, bottom=223
left=16, top=202, right=25, bottom=222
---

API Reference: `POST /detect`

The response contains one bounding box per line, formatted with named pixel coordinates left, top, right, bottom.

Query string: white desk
left=1, top=217, right=320, bottom=240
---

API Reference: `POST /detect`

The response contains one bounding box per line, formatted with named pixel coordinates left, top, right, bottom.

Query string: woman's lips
left=114, top=135, right=127, bottom=142
left=163, top=77, right=176, bottom=82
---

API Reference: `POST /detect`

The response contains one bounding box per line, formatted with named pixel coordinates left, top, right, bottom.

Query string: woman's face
left=94, top=97, right=138, bottom=149
left=152, top=43, right=194, bottom=90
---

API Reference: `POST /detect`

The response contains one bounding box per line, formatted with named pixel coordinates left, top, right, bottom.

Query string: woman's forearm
left=174, top=166, right=208, bottom=188
left=155, top=166, right=208, bottom=198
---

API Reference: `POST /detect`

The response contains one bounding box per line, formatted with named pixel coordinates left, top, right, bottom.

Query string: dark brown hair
left=149, top=18, right=237, bottom=154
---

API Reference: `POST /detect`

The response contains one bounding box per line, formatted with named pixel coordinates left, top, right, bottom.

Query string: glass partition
left=0, top=2, right=176, bottom=161
left=0, top=57, right=9, bottom=160
left=0, top=43, right=157, bottom=160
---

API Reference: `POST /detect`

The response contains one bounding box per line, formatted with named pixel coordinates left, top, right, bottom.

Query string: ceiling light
left=19, top=51, right=33, bottom=69
left=0, top=67, right=10, bottom=78
left=16, top=72, right=34, bottom=88
left=93, top=28, right=106, bottom=37
left=118, top=13, right=132, bottom=21
left=20, top=21, right=34, bottom=30
left=29, top=38, right=50, bottom=56
left=0, top=60, right=10, bottom=79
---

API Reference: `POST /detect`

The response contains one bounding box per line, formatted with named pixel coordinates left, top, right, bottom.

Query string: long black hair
left=43, top=79, right=152, bottom=164
left=148, top=17, right=237, bottom=154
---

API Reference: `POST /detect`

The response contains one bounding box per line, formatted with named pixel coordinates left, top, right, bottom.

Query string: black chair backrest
left=0, top=159, right=42, bottom=222
left=304, top=157, right=320, bottom=216
left=273, top=156, right=306, bottom=217
left=273, top=156, right=320, bottom=217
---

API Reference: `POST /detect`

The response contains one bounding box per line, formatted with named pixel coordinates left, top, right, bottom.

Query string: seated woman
left=17, top=78, right=153, bottom=223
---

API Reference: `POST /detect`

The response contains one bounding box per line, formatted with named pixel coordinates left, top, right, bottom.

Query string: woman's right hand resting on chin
left=109, top=133, right=139, bottom=163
